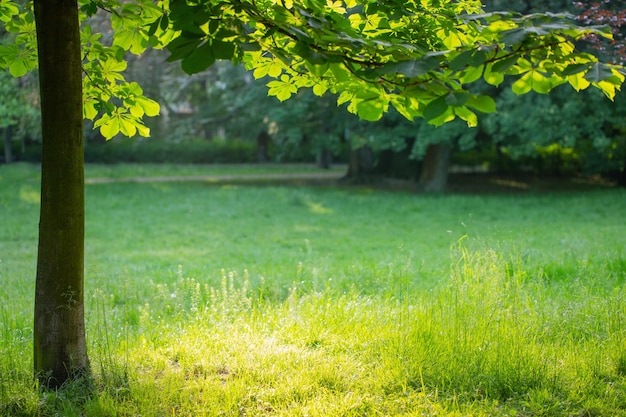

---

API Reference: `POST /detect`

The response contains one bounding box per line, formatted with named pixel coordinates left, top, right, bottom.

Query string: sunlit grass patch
left=76, top=247, right=626, bottom=416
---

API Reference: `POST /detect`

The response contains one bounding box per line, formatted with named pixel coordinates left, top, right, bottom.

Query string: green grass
left=1, top=162, right=626, bottom=416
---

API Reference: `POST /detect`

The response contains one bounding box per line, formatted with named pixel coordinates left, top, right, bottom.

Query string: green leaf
left=501, top=28, right=529, bottom=45
left=445, top=92, right=468, bottom=107
left=427, top=107, right=455, bottom=126
left=267, top=74, right=298, bottom=101
left=355, top=98, right=387, bottom=121
left=567, top=72, right=591, bottom=91
left=512, top=69, right=553, bottom=95
left=449, top=50, right=473, bottom=72
left=253, top=59, right=283, bottom=78
left=329, top=64, right=351, bottom=83
left=454, top=106, right=478, bottom=127
left=491, top=55, right=518, bottom=74
left=212, top=39, right=235, bottom=60
left=94, top=114, right=120, bottom=140
left=376, top=57, right=440, bottom=78
left=119, top=116, right=137, bottom=137
left=181, top=41, right=215, bottom=74
left=466, top=95, right=496, bottom=113
left=423, top=96, right=449, bottom=122
left=8, top=57, right=27, bottom=77
left=113, top=27, right=147, bottom=55
left=449, top=50, right=486, bottom=72
left=584, top=62, right=615, bottom=83
left=483, top=64, right=504, bottom=86
left=101, top=58, right=127, bottom=82
left=561, top=63, right=591, bottom=77
left=135, top=96, right=160, bottom=117
left=458, top=65, right=483, bottom=84
left=312, top=82, right=328, bottom=96
left=166, top=35, right=204, bottom=62
left=83, top=97, right=99, bottom=120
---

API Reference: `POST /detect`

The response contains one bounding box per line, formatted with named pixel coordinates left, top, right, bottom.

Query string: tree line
left=2, top=0, right=626, bottom=189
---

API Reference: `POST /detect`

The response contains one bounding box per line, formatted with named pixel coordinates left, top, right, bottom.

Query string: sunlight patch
left=19, top=185, right=40, bottom=204
left=305, top=201, right=333, bottom=214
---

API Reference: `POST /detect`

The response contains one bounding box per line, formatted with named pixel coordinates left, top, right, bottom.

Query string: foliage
left=575, top=0, right=626, bottom=64
left=0, top=68, right=39, bottom=141
left=0, top=0, right=163, bottom=139
left=1, top=0, right=624, bottom=141
left=483, top=85, right=626, bottom=175
left=164, top=0, right=624, bottom=124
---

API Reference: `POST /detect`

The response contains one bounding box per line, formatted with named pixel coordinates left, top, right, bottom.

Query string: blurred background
left=1, top=0, right=625, bottom=191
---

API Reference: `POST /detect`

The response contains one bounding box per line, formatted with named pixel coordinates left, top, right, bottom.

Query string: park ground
left=1, top=162, right=626, bottom=416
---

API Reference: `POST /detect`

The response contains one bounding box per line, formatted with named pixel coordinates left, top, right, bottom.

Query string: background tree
left=1, top=0, right=623, bottom=388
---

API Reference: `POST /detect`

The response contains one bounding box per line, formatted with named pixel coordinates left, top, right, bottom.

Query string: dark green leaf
left=449, top=50, right=473, bottom=72
left=501, top=28, right=528, bottom=45
left=445, top=92, right=468, bottom=106
left=423, top=96, right=449, bottom=121
left=160, top=14, right=169, bottom=31
left=181, top=42, right=215, bottom=74
left=561, top=63, right=591, bottom=76
left=584, top=62, right=615, bottom=83
left=166, top=35, right=203, bottom=62
left=208, top=19, right=219, bottom=34
left=491, top=55, right=518, bottom=73
left=377, top=57, right=440, bottom=78
left=212, top=39, right=235, bottom=60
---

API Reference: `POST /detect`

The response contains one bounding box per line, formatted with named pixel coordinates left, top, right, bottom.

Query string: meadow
left=1, top=162, right=626, bottom=416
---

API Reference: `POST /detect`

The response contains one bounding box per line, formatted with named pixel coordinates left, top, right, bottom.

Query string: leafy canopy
left=0, top=0, right=623, bottom=139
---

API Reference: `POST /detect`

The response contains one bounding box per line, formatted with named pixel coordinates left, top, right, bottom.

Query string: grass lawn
left=1, top=162, right=626, bottom=416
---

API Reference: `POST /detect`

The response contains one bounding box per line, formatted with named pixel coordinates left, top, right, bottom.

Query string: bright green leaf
left=454, top=106, right=478, bottom=127
left=267, top=74, right=298, bottom=101
left=95, top=115, right=120, bottom=140
left=8, top=57, right=27, bottom=77
left=355, top=98, right=387, bottom=121
left=312, top=82, right=328, bottom=96
left=466, top=95, right=496, bottom=113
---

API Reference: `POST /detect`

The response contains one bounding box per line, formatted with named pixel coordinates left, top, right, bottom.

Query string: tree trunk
left=33, top=0, right=88, bottom=388
left=256, top=130, right=270, bottom=163
left=344, top=144, right=375, bottom=183
left=418, top=143, right=451, bottom=193
left=3, top=126, right=13, bottom=164
left=316, top=148, right=332, bottom=169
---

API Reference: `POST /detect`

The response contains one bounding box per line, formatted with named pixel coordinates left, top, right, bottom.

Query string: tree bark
left=418, top=143, right=451, bottom=193
left=33, top=0, right=88, bottom=387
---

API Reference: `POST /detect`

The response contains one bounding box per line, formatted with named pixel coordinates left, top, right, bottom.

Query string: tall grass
left=1, top=162, right=626, bottom=416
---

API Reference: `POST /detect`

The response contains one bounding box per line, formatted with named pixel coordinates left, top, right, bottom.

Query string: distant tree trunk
left=3, top=126, right=12, bottom=164
left=33, top=0, right=88, bottom=388
left=256, top=130, right=270, bottom=162
left=317, top=148, right=332, bottom=169
left=418, top=143, right=451, bottom=193
left=344, top=144, right=375, bottom=183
